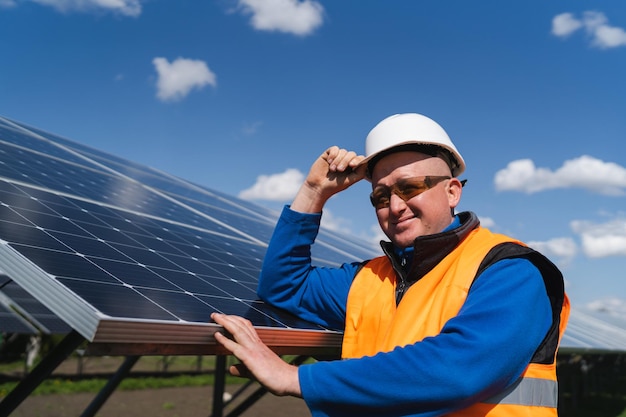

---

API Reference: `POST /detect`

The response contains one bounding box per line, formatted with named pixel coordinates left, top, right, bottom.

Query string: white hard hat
left=361, top=113, right=465, bottom=177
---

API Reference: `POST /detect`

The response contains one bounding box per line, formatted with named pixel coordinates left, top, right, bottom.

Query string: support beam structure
left=0, top=330, right=85, bottom=417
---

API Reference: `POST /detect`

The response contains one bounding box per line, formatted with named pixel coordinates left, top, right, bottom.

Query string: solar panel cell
left=11, top=246, right=119, bottom=283
left=56, top=278, right=179, bottom=321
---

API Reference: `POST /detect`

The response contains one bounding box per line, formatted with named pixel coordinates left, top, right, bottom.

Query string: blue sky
left=1, top=0, right=625, bottom=318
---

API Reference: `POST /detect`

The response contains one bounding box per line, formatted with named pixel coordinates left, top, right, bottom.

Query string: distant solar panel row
left=0, top=302, right=36, bottom=334
left=0, top=116, right=379, bottom=354
left=0, top=278, right=71, bottom=335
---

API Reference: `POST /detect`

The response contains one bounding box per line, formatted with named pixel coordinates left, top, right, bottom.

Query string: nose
left=388, top=192, right=407, bottom=214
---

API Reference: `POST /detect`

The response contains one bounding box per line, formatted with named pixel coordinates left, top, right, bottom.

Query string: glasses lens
left=370, top=176, right=451, bottom=209
left=395, top=178, right=430, bottom=201
left=370, top=187, right=390, bottom=209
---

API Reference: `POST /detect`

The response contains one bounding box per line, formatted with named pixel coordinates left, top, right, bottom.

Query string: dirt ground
left=7, top=385, right=310, bottom=417
left=2, top=356, right=311, bottom=417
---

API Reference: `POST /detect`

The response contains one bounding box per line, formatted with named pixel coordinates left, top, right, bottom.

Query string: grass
left=0, top=374, right=225, bottom=397
left=0, top=355, right=248, bottom=397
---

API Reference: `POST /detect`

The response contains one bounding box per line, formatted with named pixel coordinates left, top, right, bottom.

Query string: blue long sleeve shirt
left=258, top=206, right=553, bottom=417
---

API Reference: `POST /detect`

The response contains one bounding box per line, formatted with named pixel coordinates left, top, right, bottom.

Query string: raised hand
left=291, top=146, right=366, bottom=213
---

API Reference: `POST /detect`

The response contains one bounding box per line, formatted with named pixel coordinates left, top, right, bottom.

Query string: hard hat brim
left=358, top=141, right=466, bottom=179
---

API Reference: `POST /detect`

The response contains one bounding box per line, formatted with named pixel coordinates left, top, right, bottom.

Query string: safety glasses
left=369, top=176, right=451, bottom=209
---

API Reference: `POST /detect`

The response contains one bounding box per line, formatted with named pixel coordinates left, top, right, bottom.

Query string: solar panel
left=0, top=116, right=380, bottom=355
left=0, top=277, right=71, bottom=335
left=0, top=299, right=37, bottom=334
left=0, top=273, right=35, bottom=333
left=560, top=307, right=626, bottom=353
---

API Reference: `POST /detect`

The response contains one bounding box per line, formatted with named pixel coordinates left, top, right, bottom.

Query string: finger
left=325, top=147, right=346, bottom=171
left=212, top=313, right=260, bottom=345
left=229, top=363, right=254, bottom=379
left=329, top=149, right=365, bottom=174
left=348, top=154, right=366, bottom=168
left=323, top=146, right=340, bottom=163
left=213, top=331, right=238, bottom=353
left=212, top=312, right=251, bottom=331
left=348, top=158, right=368, bottom=181
left=334, top=150, right=361, bottom=172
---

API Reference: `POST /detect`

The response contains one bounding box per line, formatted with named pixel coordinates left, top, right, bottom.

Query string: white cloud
left=527, top=237, right=578, bottom=265
left=368, top=222, right=387, bottom=246
left=319, top=209, right=350, bottom=233
left=0, top=0, right=17, bottom=8
left=320, top=212, right=383, bottom=251
left=241, top=121, right=263, bottom=136
left=551, top=11, right=626, bottom=49
left=552, top=12, right=583, bottom=37
left=238, top=168, right=304, bottom=201
left=571, top=218, right=626, bottom=258
left=478, top=216, right=496, bottom=229
left=152, top=57, right=217, bottom=102
left=593, top=22, right=626, bottom=49
left=494, top=155, right=626, bottom=195
left=237, top=0, right=324, bottom=36
left=587, top=297, right=626, bottom=320
left=27, top=0, right=142, bottom=16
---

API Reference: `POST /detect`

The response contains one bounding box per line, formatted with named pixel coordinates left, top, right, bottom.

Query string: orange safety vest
left=343, top=226, right=570, bottom=416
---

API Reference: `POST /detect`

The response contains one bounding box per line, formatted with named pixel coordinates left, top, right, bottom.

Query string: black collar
left=380, top=211, right=480, bottom=285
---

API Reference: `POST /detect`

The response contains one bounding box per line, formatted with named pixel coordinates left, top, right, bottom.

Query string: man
left=212, top=113, right=569, bottom=416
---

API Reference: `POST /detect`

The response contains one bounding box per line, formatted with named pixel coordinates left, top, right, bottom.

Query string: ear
left=446, top=178, right=463, bottom=209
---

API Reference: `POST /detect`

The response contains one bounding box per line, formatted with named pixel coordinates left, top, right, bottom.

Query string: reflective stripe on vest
left=484, top=377, right=558, bottom=407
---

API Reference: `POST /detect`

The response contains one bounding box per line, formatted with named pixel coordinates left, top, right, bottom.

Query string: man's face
left=370, top=151, right=462, bottom=248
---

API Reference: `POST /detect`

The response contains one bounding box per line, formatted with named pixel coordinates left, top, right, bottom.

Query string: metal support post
left=224, top=355, right=309, bottom=417
left=210, top=355, right=227, bottom=417
left=0, top=330, right=85, bottom=417
left=79, top=355, right=140, bottom=417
